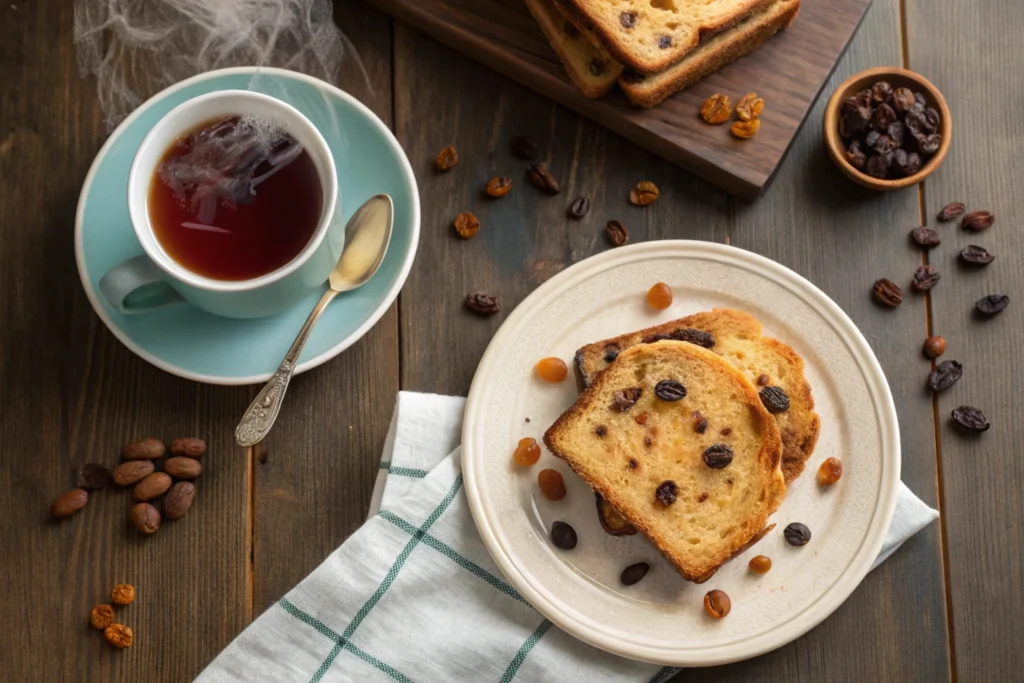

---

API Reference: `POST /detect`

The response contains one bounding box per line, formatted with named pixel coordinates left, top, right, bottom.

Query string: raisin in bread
left=545, top=340, right=785, bottom=583
left=620, top=0, right=800, bottom=107
left=557, top=0, right=778, bottom=74
left=525, top=0, right=623, bottom=98
left=575, top=308, right=819, bottom=484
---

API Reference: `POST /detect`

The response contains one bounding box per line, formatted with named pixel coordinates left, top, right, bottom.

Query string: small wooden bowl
left=823, top=66, right=951, bottom=191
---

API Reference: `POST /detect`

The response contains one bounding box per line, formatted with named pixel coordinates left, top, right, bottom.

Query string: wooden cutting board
left=363, top=0, right=871, bottom=199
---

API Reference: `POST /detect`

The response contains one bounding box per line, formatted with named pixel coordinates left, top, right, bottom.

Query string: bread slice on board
left=576, top=308, right=819, bottom=485
left=545, top=340, right=786, bottom=582
left=620, top=0, right=800, bottom=107
left=557, top=0, right=778, bottom=74
left=525, top=0, right=623, bottom=98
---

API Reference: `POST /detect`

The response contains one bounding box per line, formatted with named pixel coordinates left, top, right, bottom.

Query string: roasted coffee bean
left=845, top=141, right=867, bottom=169
left=76, top=463, right=113, bottom=491
left=133, top=472, right=172, bottom=502
left=655, top=480, right=679, bottom=505
left=873, top=278, right=903, bottom=306
left=976, top=294, right=1009, bottom=316
left=620, top=562, right=650, bottom=586
left=910, top=226, right=941, bottom=248
left=603, top=345, right=620, bottom=363
left=164, top=481, right=196, bottom=520
left=703, top=444, right=734, bottom=469
left=510, top=135, right=538, bottom=160
left=784, top=522, right=812, bottom=546
left=960, top=245, right=994, bottom=266
left=911, top=264, right=940, bottom=292
left=123, top=438, right=166, bottom=461
left=170, top=437, right=206, bottom=459
left=484, top=176, right=513, bottom=198
left=130, top=502, right=161, bottom=535
left=605, top=220, right=628, bottom=247
left=871, top=102, right=897, bottom=131
left=164, top=456, right=202, bottom=480
left=937, top=201, right=965, bottom=222
left=654, top=380, right=687, bottom=401
left=629, top=181, right=659, bottom=206
left=864, top=153, right=891, bottom=179
left=527, top=164, right=560, bottom=194
left=758, top=386, right=790, bottom=413
left=871, top=80, right=893, bottom=103
left=951, top=406, right=990, bottom=433
left=961, top=210, right=994, bottom=232
left=568, top=196, right=591, bottom=219
left=620, top=10, right=637, bottom=28
left=50, top=488, right=88, bottom=519
left=891, top=87, right=916, bottom=113
left=612, top=387, right=642, bottom=412
left=112, top=460, right=155, bottom=486
left=928, top=360, right=962, bottom=392
left=550, top=521, right=578, bottom=550
left=923, top=336, right=946, bottom=359
left=703, top=590, right=731, bottom=618
left=748, top=555, right=773, bottom=573
left=465, top=292, right=501, bottom=315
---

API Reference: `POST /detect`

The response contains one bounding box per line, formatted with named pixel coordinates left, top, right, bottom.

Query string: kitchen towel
left=197, top=391, right=938, bottom=683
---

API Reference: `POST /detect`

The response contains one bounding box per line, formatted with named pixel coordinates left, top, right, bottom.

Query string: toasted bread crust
left=526, top=0, right=623, bottom=98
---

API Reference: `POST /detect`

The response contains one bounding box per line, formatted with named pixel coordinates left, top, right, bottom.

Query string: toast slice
left=620, top=0, right=800, bottom=107
left=575, top=309, right=819, bottom=484
left=525, top=0, right=623, bottom=98
left=557, top=0, right=778, bottom=74
left=545, top=340, right=785, bottom=582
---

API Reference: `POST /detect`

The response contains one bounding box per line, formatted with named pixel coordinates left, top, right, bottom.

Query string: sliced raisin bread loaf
left=525, top=0, right=623, bottom=98
left=545, top=340, right=785, bottom=582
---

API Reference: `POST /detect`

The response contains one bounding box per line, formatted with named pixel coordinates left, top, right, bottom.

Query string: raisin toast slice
left=525, top=0, right=623, bottom=98
left=576, top=308, right=819, bottom=484
left=545, top=340, right=785, bottom=583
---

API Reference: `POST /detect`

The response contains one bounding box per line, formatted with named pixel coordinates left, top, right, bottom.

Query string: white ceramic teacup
left=99, top=90, right=343, bottom=319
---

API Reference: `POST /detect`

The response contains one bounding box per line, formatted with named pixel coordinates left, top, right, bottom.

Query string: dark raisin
left=841, top=99, right=872, bottom=137
left=757, top=374, right=770, bottom=386
left=928, top=360, right=962, bottom=392
left=911, top=265, right=940, bottom=292
left=923, top=107, right=941, bottom=133
left=694, top=416, right=709, bottom=434
left=588, top=58, right=606, bottom=76
left=703, top=444, right=734, bottom=469
left=872, top=133, right=896, bottom=155
left=642, top=333, right=671, bottom=344
left=910, top=226, right=941, bottom=248
left=605, top=220, right=628, bottom=247
left=937, top=202, right=965, bottom=222
left=603, top=345, right=620, bottom=363
left=568, top=196, right=591, bottom=219
left=671, top=328, right=714, bottom=348
left=864, top=153, right=891, bottom=179
left=758, top=386, right=790, bottom=414
left=893, top=149, right=922, bottom=177
left=465, top=292, right=500, bottom=315
left=919, top=133, right=942, bottom=155
left=961, top=210, right=994, bottom=232
left=865, top=130, right=880, bottom=148
left=784, top=522, right=812, bottom=546
left=527, top=164, right=560, bottom=194
left=511, top=135, right=539, bottom=160
left=914, top=91, right=927, bottom=108
left=891, top=87, right=916, bottom=113
left=628, top=458, right=638, bottom=470
left=655, top=480, right=678, bottom=506
left=976, top=294, right=1009, bottom=316
left=657, top=35, right=671, bottom=49
left=620, top=562, right=650, bottom=585
left=595, top=426, right=607, bottom=437
left=612, top=387, right=642, bottom=412
left=887, top=121, right=905, bottom=148
left=845, top=141, right=867, bottom=169
left=873, top=278, right=903, bottom=307
left=871, top=81, right=893, bottom=103
left=620, top=10, right=637, bottom=28
left=959, top=245, right=994, bottom=266
left=77, top=463, right=113, bottom=491
left=951, top=406, right=990, bottom=433
left=871, top=103, right=897, bottom=131
left=550, top=521, right=578, bottom=550
left=654, top=380, right=687, bottom=401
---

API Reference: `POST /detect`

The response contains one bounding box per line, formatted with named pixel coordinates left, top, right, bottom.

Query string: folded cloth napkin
left=197, top=392, right=938, bottom=683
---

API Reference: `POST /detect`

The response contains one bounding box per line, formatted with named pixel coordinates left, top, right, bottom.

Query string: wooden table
left=0, top=0, right=1018, bottom=680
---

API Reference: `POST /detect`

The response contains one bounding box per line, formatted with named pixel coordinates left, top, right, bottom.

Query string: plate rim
left=462, top=240, right=901, bottom=666
left=74, top=66, right=420, bottom=386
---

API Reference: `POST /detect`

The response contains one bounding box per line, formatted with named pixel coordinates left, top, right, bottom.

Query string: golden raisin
left=434, top=145, right=458, bottom=171
left=513, top=437, right=541, bottom=467
left=646, top=282, right=673, bottom=310
left=537, top=469, right=567, bottom=501
left=536, top=357, right=568, bottom=383
left=748, top=555, right=772, bottom=574
left=736, top=92, right=765, bottom=121
left=104, top=624, right=134, bottom=649
left=453, top=212, right=480, bottom=239
left=700, top=93, right=732, bottom=125
left=485, top=176, right=513, bottom=198
left=817, top=457, right=843, bottom=486
left=730, top=118, right=761, bottom=139
left=90, top=604, right=114, bottom=630
left=111, top=583, right=135, bottom=606
left=629, top=181, right=659, bottom=206
left=703, top=589, right=731, bottom=618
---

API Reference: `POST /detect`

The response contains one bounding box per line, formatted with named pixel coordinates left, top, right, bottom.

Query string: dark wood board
left=366, top=0, right=871, bottom=199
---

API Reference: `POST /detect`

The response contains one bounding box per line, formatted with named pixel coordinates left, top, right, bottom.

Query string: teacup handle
left=99, top=255, right=184, bottom=314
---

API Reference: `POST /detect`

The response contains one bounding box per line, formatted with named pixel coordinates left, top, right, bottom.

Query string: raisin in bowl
left=824, top=67, right=951, bottom=191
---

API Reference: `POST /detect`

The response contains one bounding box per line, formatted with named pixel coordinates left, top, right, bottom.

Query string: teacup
left=99, top=89, right=343, bottom=319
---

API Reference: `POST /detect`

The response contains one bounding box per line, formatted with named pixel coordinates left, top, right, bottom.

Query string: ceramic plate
left=75, top=67, right=419, bottom=385
left=462, top=241, right=900, bottom=667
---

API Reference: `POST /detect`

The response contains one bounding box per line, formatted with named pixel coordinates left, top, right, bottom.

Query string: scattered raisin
left=910, top=226, right=941, bottom=248
left=817, top=457, right=843, bottom=486
left=784, top=522, right=812, bottom=546
left=655, top=480, right=678, bottom=506
left=511, top=135, right=538, bottom=160
left=703, top=590, right=731, bottom=618
left=911, top=264, right=940, bottom=292
left=595, top=426, right=607, bottom=437
left=620, top=562, right=650, bottom=585
left=76, top=463, right=113, bottom=491
left=694, top=415, right=709, bottom=434
left=959, top=245, right=994, bottom=266
left=612, top=387, right=642, bottom=412
left=937, top=201, right=966, bottom=222
left=873, top=278, right=903, bottom=307
left=961, top=210, right=994, bottom=232
left=730, top=118, right=760, bottom=139
left=748, top=555, right=772, bottom=574
left=605, top=220, right=628, bottom=247
left=736, top=93, right=765, bottom=122
left=104, top=624, right=134, bottom=649
left=568, top=197, right=591, bottom=219
left=628, top=458, right=638, bottom=470
left=976, top=294, right=1009, bottom=316
left=703, top=444, right=734, bottom=469
left=951, top=406, right=990, bottom=433
left=90, top=604, right=114, bottom=630
left=657, top=35, right=671, bottom=49
left=512, top=437, right=541, bottom=467
left=928, top=360, right=962, bottom=392
left=654, top=379, right=686, bottom=401
left=434, top=145, right=458, bottom=171
left=536, top=357, right=568, bottom=382
left=465, top=292, right=500, bottom=315
left=484, top=176, right=512, bottom=198
left=603, top=345, right=620, bottom=363
left=756, top=374, right=770, bottom=386
left=550, top=521, right=578, bottom=550
left=700, top=94, right=732, bottom=125
left=630, top=181, right=659, bottom=206
left=646, top=282, right=672, bottom=309
left=527, top=164, right=560, bottom=194
left=620, top=10, right=637, bottom=28
left=453, top=212, right=480, bottom=239
left=759, top=386, right=790, bottom=413
left=923, top=336, right=946, bottom=359
left=538, top=469, right=567, bottom=500
left=111, top=584, right=135, bottom=606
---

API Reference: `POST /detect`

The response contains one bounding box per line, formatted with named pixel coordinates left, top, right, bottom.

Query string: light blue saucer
left=75, top=67, right=420, bottom=385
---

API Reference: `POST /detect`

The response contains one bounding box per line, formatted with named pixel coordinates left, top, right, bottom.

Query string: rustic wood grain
left=905, top=1, right=1023, bottom=680
left=368, top=0, right=870, bottom=198
left=250, top=1, right=399, bottom=617
left=0, top=2, right=251, bottom=681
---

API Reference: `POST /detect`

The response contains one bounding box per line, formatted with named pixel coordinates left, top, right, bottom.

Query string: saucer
left=75, top=67, right=420, bottom=385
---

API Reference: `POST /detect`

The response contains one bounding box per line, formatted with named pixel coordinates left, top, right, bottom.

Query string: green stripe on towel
left=500, top=619, right=553, bottom=682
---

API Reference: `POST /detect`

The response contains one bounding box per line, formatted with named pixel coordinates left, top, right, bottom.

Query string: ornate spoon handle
left=235, top=289, right=339, bottom=448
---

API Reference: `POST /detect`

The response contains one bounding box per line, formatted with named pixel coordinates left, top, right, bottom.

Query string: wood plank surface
left=0, top=2, right=251, bottom=681
left=368, top=0, right=871, bottom=199
left=905, top=1, right=1024, bottom=680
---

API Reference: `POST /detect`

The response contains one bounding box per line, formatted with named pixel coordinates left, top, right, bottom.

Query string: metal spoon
left=235, top=194, right=394, bottom=447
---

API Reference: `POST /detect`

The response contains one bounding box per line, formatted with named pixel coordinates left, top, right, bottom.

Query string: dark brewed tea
left=149, top=116, right=323, bottom=281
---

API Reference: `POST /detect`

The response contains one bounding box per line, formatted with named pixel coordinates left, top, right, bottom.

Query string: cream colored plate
left=462, top=241, right=900, bottom=667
